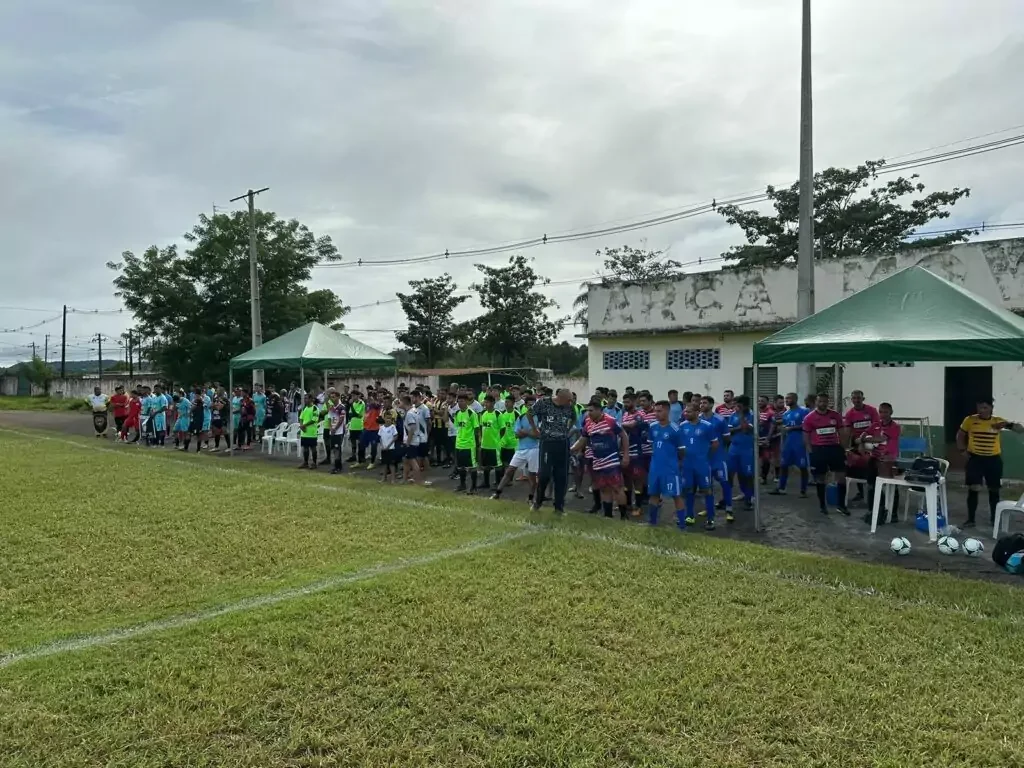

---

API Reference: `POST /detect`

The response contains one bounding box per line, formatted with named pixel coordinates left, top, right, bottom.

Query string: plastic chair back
left=898, top=436, right=928, bottom=457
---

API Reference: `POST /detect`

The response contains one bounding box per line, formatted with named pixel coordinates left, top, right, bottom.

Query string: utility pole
left=229, top=186, right=269, bottom=387
left=795, top=0, right=817, bottom=400
left=60, top=304, right=67, bottom=379
left=128, top=329, right=134, bottom=378
left=97, top=334, right=103, bottom=378
left=44, top=334, right=49, bottom=363
left=31, top=341, right=36, bottom=359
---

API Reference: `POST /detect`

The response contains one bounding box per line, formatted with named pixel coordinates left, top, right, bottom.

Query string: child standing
left=378, top=410, right=399, bottom=483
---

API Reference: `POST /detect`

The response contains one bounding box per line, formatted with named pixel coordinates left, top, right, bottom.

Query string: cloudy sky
left=2, top=0, right=1023, bottom=366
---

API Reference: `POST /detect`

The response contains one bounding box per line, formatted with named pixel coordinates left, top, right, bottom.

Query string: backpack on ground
left=992, top=533, right=1024, bottom=569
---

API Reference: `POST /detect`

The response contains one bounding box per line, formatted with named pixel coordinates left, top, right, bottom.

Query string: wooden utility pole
left=97, top=334, right=103, bottom=378
left=44, top=334, right=49, bottom=363
left=229, top=186, right=269, bottom=387
left=128, top=329, right=133, bottom=377
left=60, top=304, right=67, bottom=378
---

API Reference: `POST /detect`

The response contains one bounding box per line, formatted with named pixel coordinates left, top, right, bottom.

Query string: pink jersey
left=714, top=403, right=736, bottom=417
left=844, top=405, right=880, bottom=439
left=641, top=408, right=657, bottom=454
left=873, top=420, right=901, bottom=459
left=803, top=409, right=843, bottom=447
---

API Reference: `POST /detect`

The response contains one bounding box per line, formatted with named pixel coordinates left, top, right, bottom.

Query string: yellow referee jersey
left=959, top=414, right=1008, bottom=457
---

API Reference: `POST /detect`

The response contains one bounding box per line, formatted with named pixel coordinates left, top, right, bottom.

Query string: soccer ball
left=889, top=537, right=912, bottom=556
left=937, top=536, right=960, bottom=555
left=962, top=537, right=985, bottom=557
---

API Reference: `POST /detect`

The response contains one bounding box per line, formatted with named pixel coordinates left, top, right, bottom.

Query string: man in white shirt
left=88, top=386, right=109, bottom=438
left=401, top=395, right=426, bottom=485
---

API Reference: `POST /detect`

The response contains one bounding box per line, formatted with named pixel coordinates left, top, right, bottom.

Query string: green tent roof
left=752, top=266, right=1024, bottom=364
left=230, top=322, right=397, bottom=371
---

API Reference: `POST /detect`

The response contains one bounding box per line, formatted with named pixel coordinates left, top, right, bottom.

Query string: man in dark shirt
left=532, top=388, right=576, bottom=513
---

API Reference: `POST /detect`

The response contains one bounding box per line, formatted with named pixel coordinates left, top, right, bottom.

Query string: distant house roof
left=399, top=367, right=552, bottom=377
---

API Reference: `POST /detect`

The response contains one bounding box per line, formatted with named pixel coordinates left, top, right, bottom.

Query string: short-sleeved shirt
left=479, top=410, right=502, bottom=450
left=532, top=398, right=575, bottom=442
left=714, top=403, right=736, bottom=417
left=500, top=411, right=518, bottom=450
left=727, top=411, right=756, bottom=454
left=513, top=412, right=538, bottom=450
left=404, top=409, right=423, bottom=445
left=873, top=420, right=901, bottom=459
left=88, top=394, right=108, bottom=412
left=454, top=408, right=479, bottom=450
left=703, top=412, right=729, bottom=462
left=621, top=409, right=648, bottom=459
left=648, top=421, right=683, bottom=474
left=781, top=407, right=810, bottom=448
left=757, top=407, right=775, bottom=440
left=299, top=406, right=320, bottom=438
left=680, top=419, right=716, bottom=464
left=803, top=409, right=843, bottom=447
left=844, top=405, right=880, bottom=440
left=582, top=414, right=622, bottom=473
left=960, top=414, right=1009, bottom=456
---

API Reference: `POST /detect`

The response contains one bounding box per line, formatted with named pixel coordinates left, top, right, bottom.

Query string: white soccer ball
left=937, top=536, right=960, bottom=555
left=890, top=536, right=912, bottom=556
left=962, top=537, right=985, bottom=557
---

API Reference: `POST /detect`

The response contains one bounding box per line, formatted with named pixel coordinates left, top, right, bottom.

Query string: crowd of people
left=86, top=380, right=1019, bottom=531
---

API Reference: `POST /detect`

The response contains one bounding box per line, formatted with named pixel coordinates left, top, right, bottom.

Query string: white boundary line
left=0, top=427, right=518, bottom=528
left=0, top=528, right=540, bottom=670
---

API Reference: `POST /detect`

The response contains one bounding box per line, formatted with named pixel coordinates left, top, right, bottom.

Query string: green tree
left=524, top=341, right=588, bottom=375
left=573, top=244, right=682, bottom=329
left=23, top=355, right=55, bottom=394
left=469, top=255, right=566, bottom=367
left=395, top=274, right=469, bottom=366
left=107, top=210, right=347, bottom=384
left=717, top=160, right=973, bottom=268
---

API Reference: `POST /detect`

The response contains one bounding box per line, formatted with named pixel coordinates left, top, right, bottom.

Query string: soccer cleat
left=490, top=492, right=501, bottom=500
left=836, top=505, right=850, bottom=517
left=818, top=506, right=829, bottom=515
left=684, top=516, right=696, bottom=525
left=350, top=463, right=361, bottom=470
left=725, top=512, right=735, bottom=523
left=743, top=499, right=754, bottom=511
left=799, top=491, right=808, bottom=499
left=961, top=519, right=976, bottom=529
left=697, top=509, right=707, bottom=517
left=704, top=520, right=716, bottom=531
left=768, top=489, right=785, bottom=495
left=366, top=462, right=375, bottom=470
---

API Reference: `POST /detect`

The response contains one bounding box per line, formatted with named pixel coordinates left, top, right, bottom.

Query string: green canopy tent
left=748, top=266, right=1024, bottom=530
left=227, top=322, right=397, bottom=453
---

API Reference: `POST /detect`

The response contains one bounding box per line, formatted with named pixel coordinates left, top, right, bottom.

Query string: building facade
left=586, top=238, right=1024, bottom=474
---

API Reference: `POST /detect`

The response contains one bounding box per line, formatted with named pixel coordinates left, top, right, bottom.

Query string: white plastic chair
left=262, top=424, right=287, bottom=455
left=846, top=475, right=869, bottom=505
left=277, top=423, right=301, bottom=457
left=903, top=458, right=950, bottom=518
left=993, top=492, right=1024, bottom=539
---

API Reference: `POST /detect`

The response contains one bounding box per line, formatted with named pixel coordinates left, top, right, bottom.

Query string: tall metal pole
left=128, top=329, right=134, bottom=378
left=44, top=334, right=49, bottom=363
left=795, top=0, right=817, bottom=400
left=229, top=187, right=269, bottom=389
left=97, top=334, right=103, bottom=378
left=60, top=304, right=67, bottom=379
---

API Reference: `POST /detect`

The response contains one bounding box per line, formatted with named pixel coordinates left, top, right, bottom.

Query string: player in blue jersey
left=769, top=392, right=810, bottom=496
left=700, top=395, right=733, bottom=520
left=679, top=403, right=719, bottom=530
left=645, top=400, right=685, bottom=528
left=727, top=395, right=756, bottom=515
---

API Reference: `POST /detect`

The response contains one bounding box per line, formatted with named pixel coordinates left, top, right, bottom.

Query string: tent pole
left=300, top=366, right=305, bottom=393
left=228, top=367, right=234, bottom=456
left=753, top=363, right=761, bottom=532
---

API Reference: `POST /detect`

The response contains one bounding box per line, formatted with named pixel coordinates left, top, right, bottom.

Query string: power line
left=315, top=129, right=1024, bottom=273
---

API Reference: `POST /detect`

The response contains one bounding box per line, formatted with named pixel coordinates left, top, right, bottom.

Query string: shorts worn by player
left=509, top=446, right=539, bottom=474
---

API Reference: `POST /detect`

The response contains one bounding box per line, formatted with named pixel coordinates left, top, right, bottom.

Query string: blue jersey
left=648, top=421, right=683, bottom=474
left=728, top=411, right=755, bottom=454
left=253, top=392, right=267, bottom=416
left=679, top=419, right=716, bottom=465
left=513, top=412, right=538, bottom=450
left=704, top=413, right=729, bottom=463
left=781, top=407, right=809, bottom=449
left=177, top=399, right=190, bottom=421
left=603, top=404, right=623, bottom=425
left=669, top=401, right=683, bottom=424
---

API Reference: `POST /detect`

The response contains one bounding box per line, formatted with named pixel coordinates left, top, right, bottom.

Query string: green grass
left=2, top=428, right=1024, bottom=766
left=0, top=395, right=87, bottom=411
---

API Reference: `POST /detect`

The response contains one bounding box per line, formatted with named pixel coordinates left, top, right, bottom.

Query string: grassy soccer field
left=1, top=429, right=1023, bottom=767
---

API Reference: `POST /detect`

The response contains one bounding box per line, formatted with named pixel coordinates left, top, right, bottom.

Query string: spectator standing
left=532, top=388, right=576, bottom=514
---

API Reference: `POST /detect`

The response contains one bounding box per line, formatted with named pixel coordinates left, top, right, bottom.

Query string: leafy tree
left=717, top=160, right=973, bottom=268
left=395, top=274, right=469, bottom=366
left=23, top=355, right=55, bottom=393
left=469, top=255, right=566, bottom=367
left=524, top=341, right=588, bottom=376
left=108, top=210, right=347, bottom=384
left=573, top=244, right=682, bottom=328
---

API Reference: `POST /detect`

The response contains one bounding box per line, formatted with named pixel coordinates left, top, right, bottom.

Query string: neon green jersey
left=500, top=411, right=518, bottom=449
left=299, top=406, right=320, bottom=438
left=454, top=408, right=479, bottom=450
left=480, top=410, right=501, bottom=450
left=349, top=400, right=365, bottom=431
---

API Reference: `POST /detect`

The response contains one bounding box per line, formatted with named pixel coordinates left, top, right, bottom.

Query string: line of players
left=571, top=387, right=901, bottom=529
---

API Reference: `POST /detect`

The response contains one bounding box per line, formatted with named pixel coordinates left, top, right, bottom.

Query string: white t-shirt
left=470, top=400, right=484, bottom=414
left=379, top=424, right=398, bottom=450
left=88, top=394, right=107, bottom=412
left=404, top=409, right=422, bottom=445
left=447, top=404, right=459, bottom=437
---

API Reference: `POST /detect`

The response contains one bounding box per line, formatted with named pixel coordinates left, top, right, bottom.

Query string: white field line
left=556, top=529, right=1024, bottom=626
left=0, top=428, right=518, bottom=528
left=0, top=528, right=540, bottom=670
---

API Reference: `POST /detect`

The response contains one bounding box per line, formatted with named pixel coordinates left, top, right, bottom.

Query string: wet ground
left=3, top=410, right=1022, bottom=585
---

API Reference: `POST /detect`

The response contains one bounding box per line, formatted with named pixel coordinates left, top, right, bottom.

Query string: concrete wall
left=587, top=239, right=1024, bottom=335
left=0, top=374, right=163, bottom=399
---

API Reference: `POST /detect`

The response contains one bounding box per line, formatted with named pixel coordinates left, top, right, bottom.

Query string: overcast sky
left=2, top=0, right=1023, bottom=366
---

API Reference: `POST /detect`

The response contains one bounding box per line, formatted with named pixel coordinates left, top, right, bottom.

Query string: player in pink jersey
left=803, top=393, right=849, bottom=516
left=714, top=389, right=736, bottom=417
left=843, top=389, right=880, bottom=504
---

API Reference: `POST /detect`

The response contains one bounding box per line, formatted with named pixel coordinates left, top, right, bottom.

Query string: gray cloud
left=1, top=0, right=1023, bottom=365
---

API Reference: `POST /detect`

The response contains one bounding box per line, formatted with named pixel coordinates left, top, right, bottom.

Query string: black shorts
left=480, top=448, right=499, bottom=468
left=381, top=448, right=399, bottom=466
left=114, top=415, right=125, bottom=431
left=501, top=447, right=516, bottom=466
left=455, top=448, right=476, bottom=470
left=300, top=436, right=319, bottom=448
left=809, top=444, right=846, bottom=475
left=965, top=454, right=1002, bottom=488
left=418, top=443, right=430, bottom=458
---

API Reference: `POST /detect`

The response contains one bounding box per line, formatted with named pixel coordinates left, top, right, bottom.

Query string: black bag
left=992, top=533, right=1024, bottom=568
left=904, top=456, right=941, bottom=485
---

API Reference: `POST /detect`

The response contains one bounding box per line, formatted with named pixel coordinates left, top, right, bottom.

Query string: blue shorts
left=710, top=457, right=729, bottom=482
left=202, top=417, right=211, bottom=432
left=647, top=470, right=681, bottom=499
left=681, top=462, right=712, bottom=491
left=781, top=442, right=808, bottom=469
left=174, top=417, right=190, bottom=433
left=360, top=430, right=380, bottom=447
left=727, top=451, right=755, bottom=477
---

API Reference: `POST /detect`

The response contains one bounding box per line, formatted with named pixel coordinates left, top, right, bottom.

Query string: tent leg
left=753, top=363, right=761, bottom=532
left=300, top=367, right=305, bottom=393
left=228, top=368, right=234, bottom=456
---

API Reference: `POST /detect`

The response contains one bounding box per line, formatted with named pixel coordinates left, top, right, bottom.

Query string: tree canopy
left=573, top=244, right=682, bottom=328
left=108, top=210, right=347, bottom=384
left=468, top=255, right=566, bottom=367
left=395, top=274, right=469, bottom=366
left=717, top=160, right=973, bottom=268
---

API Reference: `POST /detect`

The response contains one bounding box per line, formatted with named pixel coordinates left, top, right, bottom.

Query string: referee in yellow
left=956, top=397, right=1023, bottom=529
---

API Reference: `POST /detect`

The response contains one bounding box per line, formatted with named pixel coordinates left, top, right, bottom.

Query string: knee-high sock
left=704, top=493, right=716, bottom=522
left=988, top=489, right=1001, bottom=521
left=799, top=468, right=809, bottom=493
left=777, top=466, right=789, bottom=491
left=685, top=493, right=696, bottom=519
left=816, top=482, right=827, bottom=507
left=647, top=502, right=660, bottom=525
left=719, top=478, right=733, bottom=509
